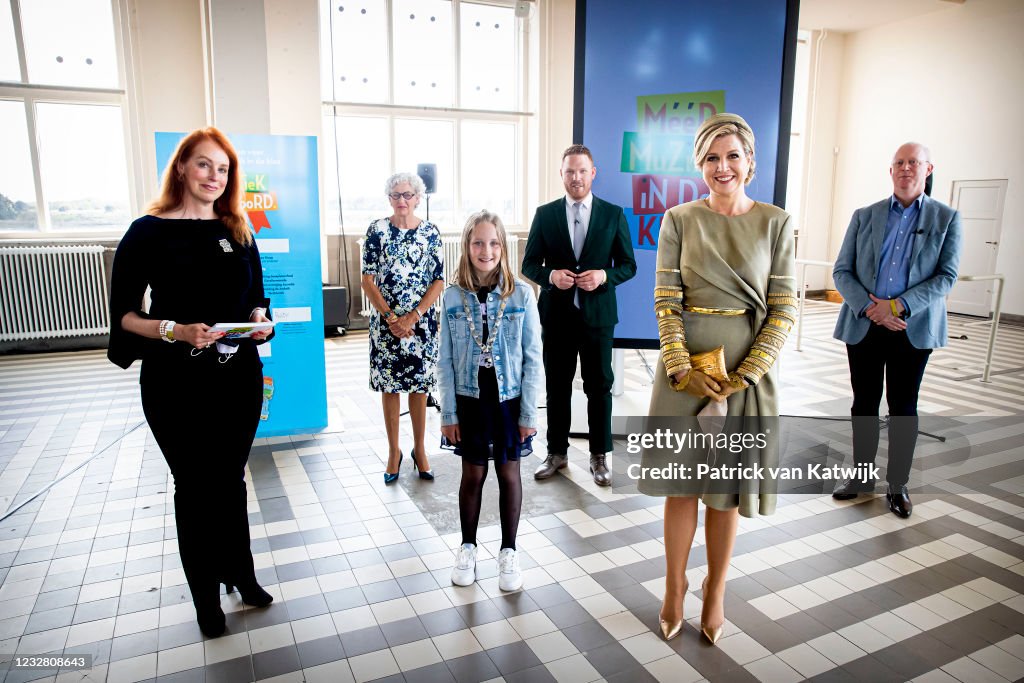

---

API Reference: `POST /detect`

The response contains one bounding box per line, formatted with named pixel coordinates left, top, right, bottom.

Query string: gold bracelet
left=889, top=299, right=899, bottom=317
left=670, top=372, right=692, bottom=392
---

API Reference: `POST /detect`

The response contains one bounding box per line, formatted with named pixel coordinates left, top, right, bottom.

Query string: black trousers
left=846, top=324, right=932, bottom=487
left=141, top=344, right=263, bottom=607
left=542, top=305, right=614, bottom=456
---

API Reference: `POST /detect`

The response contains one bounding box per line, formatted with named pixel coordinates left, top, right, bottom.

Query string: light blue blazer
left=833, top=195, right=962, bottom=349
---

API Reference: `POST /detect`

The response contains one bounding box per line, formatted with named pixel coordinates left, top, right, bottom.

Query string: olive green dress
left=639, top=200, right=796, bottom=517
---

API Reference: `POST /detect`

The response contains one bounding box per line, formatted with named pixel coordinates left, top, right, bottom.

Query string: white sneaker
left=451, top=543, right=477, bottom=586
left=497, top=548, right=522, bottom=591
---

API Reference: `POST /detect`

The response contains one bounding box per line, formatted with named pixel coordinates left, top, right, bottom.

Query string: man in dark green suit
left=522, top=145, right=637, bottom=486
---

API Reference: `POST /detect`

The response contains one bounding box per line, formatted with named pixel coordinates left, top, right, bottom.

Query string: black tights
left=459, top=458, right=522, bottom=550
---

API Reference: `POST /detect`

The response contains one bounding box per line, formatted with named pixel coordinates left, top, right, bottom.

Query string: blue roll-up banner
left=155, top=132, right=327, bottom=436
left=576, top=0, right=798, bottom=348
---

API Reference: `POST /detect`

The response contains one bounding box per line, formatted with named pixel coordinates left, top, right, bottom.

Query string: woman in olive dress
left=642, top=113, right=796, bottom=644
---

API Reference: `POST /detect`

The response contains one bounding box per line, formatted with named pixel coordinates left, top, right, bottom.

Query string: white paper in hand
left=210, top=322, right=276, bottom=339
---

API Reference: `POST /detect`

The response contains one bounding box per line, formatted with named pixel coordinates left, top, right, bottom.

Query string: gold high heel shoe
left=658, top=581, right=687, bottom=641
left=659, top=616, right=683, bottom=641
left=701, top=577, right=724, bottom=644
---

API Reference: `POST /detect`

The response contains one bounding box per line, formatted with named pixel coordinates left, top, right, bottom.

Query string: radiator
left=0, top=245, right=110, bottom=341
left=357, top=235, right=521, bottom=316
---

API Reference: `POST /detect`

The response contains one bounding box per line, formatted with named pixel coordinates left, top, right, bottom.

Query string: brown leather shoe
left=534, top=454, right=568, bottom=480
left=590, top=454, right=611, bottom=486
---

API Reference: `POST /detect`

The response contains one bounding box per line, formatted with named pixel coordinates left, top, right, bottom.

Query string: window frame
left=0, top=0, right=142, bottom=238
left=319, top=0, right=531, bottom=234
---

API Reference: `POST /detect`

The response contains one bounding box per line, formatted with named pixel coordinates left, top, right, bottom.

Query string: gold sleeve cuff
left=655, top=286, right=689, bottom=378
left=734, top=307, right=794, bottom=385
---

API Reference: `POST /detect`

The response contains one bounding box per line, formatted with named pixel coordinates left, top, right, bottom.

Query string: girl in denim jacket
left=439, top=210, right=543, bottom=591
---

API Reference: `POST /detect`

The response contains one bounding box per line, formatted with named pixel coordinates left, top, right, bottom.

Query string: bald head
left=890, top=142, right=933, bottom=207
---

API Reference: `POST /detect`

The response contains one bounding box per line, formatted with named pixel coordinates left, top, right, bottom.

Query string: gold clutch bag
left=690, top=346, right=729, bottom=382
left=669, top=346, right=729, bottom=392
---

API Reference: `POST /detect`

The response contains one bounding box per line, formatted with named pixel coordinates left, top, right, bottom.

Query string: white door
left=947, top=179, right=1006, bottom=317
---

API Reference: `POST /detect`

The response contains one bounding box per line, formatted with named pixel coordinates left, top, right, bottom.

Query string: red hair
left=148, top=127, right=251, bottom=245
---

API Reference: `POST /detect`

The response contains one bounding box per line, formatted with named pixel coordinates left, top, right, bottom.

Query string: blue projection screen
left=575, top=0, right=798, bottom=348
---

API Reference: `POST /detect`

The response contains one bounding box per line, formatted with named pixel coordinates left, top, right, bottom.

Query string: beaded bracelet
left=159, top=319, right=177, bottom=343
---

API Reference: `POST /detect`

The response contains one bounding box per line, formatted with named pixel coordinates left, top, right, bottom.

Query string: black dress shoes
left=886, top=484, right=912, bottom=518
left=534, top=454, right=568, bottom=480
left=832, top=478, right=874, bottom=500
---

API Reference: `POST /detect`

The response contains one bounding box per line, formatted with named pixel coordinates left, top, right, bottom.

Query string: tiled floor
left=0, top=301, right=1023, bottom=682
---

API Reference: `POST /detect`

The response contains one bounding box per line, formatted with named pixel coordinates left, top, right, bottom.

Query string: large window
left=786, top=31, right=811, bottom=237
left=0, top=0, right=134, bottom=234
left=320, top=0, right=528, bottom=234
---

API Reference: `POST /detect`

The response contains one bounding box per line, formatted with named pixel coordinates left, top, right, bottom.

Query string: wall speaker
left=417, top=163, right=437, bottom=194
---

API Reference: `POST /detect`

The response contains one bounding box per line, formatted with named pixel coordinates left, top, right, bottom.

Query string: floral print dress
left=362, top=218, right=444, bottom=393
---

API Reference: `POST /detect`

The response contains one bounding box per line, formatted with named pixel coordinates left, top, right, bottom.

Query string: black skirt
left=453, top=366, right=532, bottom=465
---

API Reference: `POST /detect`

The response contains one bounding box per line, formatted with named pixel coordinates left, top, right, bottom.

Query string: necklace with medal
left=458, top=288, right=507, bottom=368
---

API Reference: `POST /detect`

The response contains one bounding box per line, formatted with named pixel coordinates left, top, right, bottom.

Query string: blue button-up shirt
left=875, top=194, right=923, bottom=308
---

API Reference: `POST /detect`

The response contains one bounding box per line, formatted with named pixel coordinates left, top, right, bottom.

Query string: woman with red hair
left=108, top=127, right=273, bottom=637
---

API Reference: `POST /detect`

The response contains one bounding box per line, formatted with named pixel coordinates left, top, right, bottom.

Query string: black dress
left=108, top=216, right=270, bottom=609
left=452, top=286, right=531, bottom=465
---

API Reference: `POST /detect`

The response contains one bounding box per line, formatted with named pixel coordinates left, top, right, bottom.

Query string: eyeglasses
left=892, top=159, right=929, bottom=169
left=388, top=192, right=416, bottom=201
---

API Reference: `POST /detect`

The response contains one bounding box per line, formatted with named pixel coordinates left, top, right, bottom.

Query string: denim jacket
left=438, top=277, right=543, bottom=428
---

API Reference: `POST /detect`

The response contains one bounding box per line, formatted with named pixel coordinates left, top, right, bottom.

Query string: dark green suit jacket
left=522, top=196, right=637, bottom=328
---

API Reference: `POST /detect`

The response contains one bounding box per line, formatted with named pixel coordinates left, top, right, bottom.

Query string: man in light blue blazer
left=831, top=142, right=962, bottom=518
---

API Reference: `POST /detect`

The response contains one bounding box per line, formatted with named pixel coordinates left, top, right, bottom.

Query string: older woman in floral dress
left=361, top=172, right=445, bottom=483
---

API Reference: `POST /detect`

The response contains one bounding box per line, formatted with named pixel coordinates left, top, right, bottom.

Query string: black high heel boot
left=196, top=601, right=226, bottom=638
left=224, top=580, right=273, bottom=608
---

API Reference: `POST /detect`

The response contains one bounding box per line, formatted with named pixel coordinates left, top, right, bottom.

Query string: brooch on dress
left=218, top=238, right=233, bottom=253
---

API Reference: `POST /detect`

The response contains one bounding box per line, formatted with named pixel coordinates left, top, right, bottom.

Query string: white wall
left=265, top=0, right=321, bottom=136
left=803, top=0, right=1024, bottom=314
left=128, top=0, right=208, bottom=203
left=797, top=29, right=845, bottom=291
left=536, top=0, right=576, bottom=203
left=210, top=0, right=272, bottom=133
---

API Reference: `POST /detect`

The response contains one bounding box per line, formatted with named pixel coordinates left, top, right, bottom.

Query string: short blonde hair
left=693, top=113, right=757, bottom=185
left=455, top=210, right=516, bottom=299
